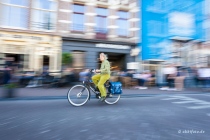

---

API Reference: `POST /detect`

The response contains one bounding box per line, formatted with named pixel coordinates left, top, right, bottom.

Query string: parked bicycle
left=67, top=69, right=121, bottom=106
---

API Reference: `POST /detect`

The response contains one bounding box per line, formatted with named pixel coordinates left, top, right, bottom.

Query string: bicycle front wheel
left=67, top=85, right=90, bottom=107
left=105, top=93, right=121, bottom=105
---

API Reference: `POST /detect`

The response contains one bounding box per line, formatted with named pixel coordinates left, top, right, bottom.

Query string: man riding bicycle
left=92, top=53, right=110, bottom=102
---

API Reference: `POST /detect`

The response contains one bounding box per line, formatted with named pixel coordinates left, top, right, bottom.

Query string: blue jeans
left=202, top=78, right=210, bottom=88
left=138, top=79, right=146, bottom=86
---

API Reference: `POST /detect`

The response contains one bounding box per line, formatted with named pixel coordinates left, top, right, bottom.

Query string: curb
left=0, top=92, right=210, bottom=101
left=0, top=94, right=157, bottom=101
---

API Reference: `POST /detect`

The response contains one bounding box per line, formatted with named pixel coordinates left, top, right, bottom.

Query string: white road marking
left=80, top=129, right=88, bottom=132
left=161, top=98, right=181, bottom=100
left=172, top=101, right=202, bottom=104
left=162, top=95, right=210, bottom=110
left=0, top=122, right=11, bottom=126
left=187, top=105, right=210, bottom=109
left=57, top=119, right=67, bottom=122
left=84, top=117, right=92, bottom=120
left=7, top=125, right=19, bottom=129
left=178, top=96, right=201, bottom=100
left=25, top=119, right=39, bottom=124
left=162, top=96, right=196, bottom=100
left=4, top=117, right=17, bottom=121
left=40, top=130, right=51, bottom=134
left=195, top=102, right=210, bottom=105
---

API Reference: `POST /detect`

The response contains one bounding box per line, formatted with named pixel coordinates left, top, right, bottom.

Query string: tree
left=62, top=53, right=72, bottom=66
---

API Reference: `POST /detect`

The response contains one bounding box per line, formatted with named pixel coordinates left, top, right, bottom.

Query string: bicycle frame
left=81, top=70, right=100, bottom=100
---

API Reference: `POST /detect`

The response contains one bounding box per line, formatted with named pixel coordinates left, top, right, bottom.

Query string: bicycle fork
left=76, top=86, right=87, bottom=98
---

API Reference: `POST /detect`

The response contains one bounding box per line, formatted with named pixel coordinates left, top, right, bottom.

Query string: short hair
left=100, top=53, right=108, bottom=60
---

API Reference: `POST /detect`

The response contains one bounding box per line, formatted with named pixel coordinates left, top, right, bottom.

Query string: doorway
left=98, top=52, right=126, bottom=71
left=43, top=55, right=50, bottom=70
left=5, top=53, right=24, bottom=69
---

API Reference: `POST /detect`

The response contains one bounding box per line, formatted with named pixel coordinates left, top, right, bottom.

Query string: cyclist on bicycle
left=92, top=53, right=110, bottom=102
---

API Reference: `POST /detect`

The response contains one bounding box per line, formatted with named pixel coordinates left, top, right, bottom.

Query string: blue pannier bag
left=108, top=82, right=122, bottom=94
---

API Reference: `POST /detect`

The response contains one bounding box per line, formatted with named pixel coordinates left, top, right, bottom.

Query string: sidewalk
left=0, top=86, right=209, bottom=100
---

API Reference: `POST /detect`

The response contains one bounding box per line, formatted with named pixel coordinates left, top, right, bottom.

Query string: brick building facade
left=0, top=0, right=140, bottom=71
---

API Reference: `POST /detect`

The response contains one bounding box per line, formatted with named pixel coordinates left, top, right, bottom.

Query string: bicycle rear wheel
left=105, top=93, right=121, bottom=105
left=67, top=85, right=90, bottom=106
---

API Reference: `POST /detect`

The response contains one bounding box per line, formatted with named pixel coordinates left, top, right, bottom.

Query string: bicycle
left=67, top=69, right=121, bottom=106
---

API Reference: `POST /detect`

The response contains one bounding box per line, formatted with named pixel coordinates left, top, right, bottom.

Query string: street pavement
left=0, top=93, right=210, bottom=140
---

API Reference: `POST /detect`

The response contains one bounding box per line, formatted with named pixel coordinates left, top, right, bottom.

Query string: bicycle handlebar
left=89, top=69, right=96, bottom=73
left=89, top=69, right=101, bottom=73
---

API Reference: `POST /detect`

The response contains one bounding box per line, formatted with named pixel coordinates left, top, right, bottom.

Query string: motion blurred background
left=0, top=0, right=210, bottom=96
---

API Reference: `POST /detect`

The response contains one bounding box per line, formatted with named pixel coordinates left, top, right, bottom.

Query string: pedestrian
left=198, top=67, right=210, bottom=89
left=79, top=69, right=89, bottom=82
left=160, top=64, right=177, bottom=90
left=136, top=71, right=151, bottom=89
left=3, top=66, right=11, bottom=85
left=174, top=68, right=186, bottom=91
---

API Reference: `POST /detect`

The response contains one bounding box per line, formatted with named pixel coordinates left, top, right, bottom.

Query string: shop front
left=0, top=31, right=62, bottom=72
left=62, top=37, right=136, bottom=72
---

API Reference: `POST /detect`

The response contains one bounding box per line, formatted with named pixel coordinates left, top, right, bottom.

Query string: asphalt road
left=0, top=93, right=210, bottom=140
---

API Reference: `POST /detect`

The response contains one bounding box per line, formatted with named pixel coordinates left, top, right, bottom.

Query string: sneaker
left=168, top=88, right=177, bottom=91
left=106, top=93, right=112, bottom=98
left=159, top=87, right=168, bottom=90
left=100, top=96, right=106, bottom=102
left=95, top=94, right=100, bottom=99
left=139, top=87, right=148, bottom=89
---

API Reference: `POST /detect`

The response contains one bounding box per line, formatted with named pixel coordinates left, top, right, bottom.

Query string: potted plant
left=4, top=83, right=17, bottom=98
left=62, top=52, right=73, bottom=67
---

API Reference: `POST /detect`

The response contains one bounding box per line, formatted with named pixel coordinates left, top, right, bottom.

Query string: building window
left=72, top=4, right=85, bottom=31
left=148, top=20, right=165, bottom=36
left=31, top=0, right=57, bottom=31
left=148, top=0, right=168, bottom=12
left=117, top=11, right=128, bottom=36
left=95, top=7, right=107, bottom=34
left=0, top=0, right=29, bottom=28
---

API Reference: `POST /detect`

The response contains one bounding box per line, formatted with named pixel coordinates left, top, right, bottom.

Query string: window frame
left=0, top=1, right=29, bottom=29
left=30, top=0, right=57, bottom=31
left=117, top=10, right=129, bottom=37
left=33, top=0, right=57, bottom=11
left=1, top=0, right=29, bottom=7
left=95, top=7, right=108, bottom=34
left=71, top=4, right=85, bottom=32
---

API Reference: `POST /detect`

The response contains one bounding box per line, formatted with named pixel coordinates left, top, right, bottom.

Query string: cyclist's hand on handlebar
left=95, top=69, right=101, bottom=73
